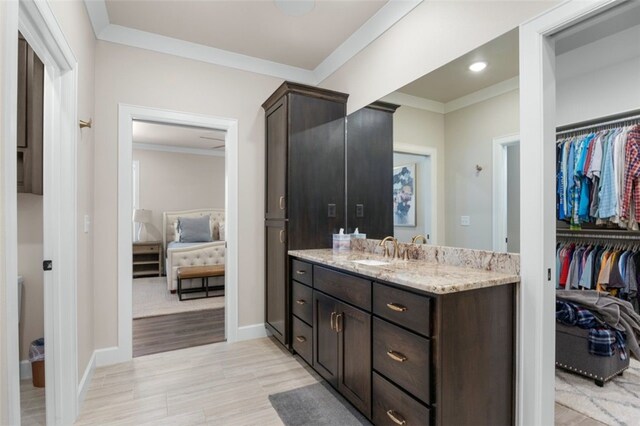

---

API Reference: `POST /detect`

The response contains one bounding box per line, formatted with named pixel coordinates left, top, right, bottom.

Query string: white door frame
left=393, top=144, right=438, bottom=244
left=115, top=104, right=239, bottom=363
left=492, top=134, right=519, bottom=252
left=519, top=1, right=619, bottom=424
left=1, top=0, right=79, bottom=424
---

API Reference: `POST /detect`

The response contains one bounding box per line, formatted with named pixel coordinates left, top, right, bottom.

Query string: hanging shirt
left=599, top=130, right=620, bottom=219
left=621, top=125, right=640, bottom=222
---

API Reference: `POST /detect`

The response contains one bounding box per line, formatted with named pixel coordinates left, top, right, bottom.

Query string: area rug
left=269, top=382, right=371, bottom=426
left=133, top=277, right=224, bottom=319
left=556, top=358, right=640, bottom=425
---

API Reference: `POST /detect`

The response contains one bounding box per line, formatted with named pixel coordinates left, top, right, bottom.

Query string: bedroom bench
left=177, top=265, right=225, bottom=301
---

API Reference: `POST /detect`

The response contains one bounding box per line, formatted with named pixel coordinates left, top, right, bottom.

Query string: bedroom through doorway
left=130, top=120, right=227, bottom=357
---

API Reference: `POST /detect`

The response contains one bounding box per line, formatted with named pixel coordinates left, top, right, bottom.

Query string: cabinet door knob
left=295, top=270, right=306, bottom=275
left=330, top=312, right=336, bottom=331
left=279, top=196, right=285, bottom=210
left=279, top=230, right=285, bottom=243
left=386, top=302, right=408, bottom=312
left=295, top=336, right=306, bottom=343
left=386, top=410, right=407, bottom=425
left=386, top=350, right=408, bottom=363
left=335, top=313, right=343, bottom=333
left=296, top=299, right=306, bottom=305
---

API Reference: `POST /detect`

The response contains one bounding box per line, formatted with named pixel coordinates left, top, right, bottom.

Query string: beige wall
left=48, top=0, right=96, bottom=381
left=320, top=1, right=557, bottom=113
left=17, top=194, right=43, bottom=361
left=444, top=89, right=519, bottom=249
left=132, top=149, right=225, bottom=240
left=392, top=106, right=445, bottom=244
left=94, top=41, right=282, bottom=347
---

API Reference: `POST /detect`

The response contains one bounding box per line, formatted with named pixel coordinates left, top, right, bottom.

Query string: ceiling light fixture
left=275, top=0, right=315, bottom=17
left=469, top=61, right=487, bottom=72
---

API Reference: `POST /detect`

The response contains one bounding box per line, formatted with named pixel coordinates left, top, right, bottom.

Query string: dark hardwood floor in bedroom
left=133, top=307, right=225, bottom=357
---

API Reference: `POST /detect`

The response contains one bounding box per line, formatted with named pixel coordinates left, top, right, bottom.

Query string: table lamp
left=132, top=209, right=152, bottom=242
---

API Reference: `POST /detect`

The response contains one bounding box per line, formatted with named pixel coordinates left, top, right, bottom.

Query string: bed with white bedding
left=163, top=208, right=226, bottom=292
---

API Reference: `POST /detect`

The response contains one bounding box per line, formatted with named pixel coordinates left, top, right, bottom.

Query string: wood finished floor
left=133, top=307, right=225, bottom=357
left=76, top=337, right=606, bottom=426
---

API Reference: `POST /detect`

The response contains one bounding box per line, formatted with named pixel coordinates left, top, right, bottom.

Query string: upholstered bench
left=556, top=323, right=629, bottom=386
left=176, top=265, right=225, bottom=301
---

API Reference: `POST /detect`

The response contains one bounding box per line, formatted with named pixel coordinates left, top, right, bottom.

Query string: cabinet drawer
left=133, top=244, right=160, bottom=254
left=292, top=316, right=312, bottom=365
left=373, top=283, right=430, bottom=336
left=292, top=281, right=313, bottom=325
left=315, top=266, right=371, bottom=310
left=291, top=259, right=313, bottom=287
left=373, top=317, right=431, bottom=404
left=373, top=372, right=430, bottom=426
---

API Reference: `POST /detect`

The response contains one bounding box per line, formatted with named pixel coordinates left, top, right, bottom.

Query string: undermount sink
left=351, top=259, right=390, bottom=266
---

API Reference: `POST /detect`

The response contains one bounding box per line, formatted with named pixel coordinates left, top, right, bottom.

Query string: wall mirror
left=347, top=28, right=521, bottom=253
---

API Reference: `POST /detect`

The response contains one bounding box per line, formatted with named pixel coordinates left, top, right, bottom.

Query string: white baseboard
left=95, top=346, right=128, bottom=367
left=20, top=360, right=31, bottom=381
left=236, top=323, right=269, bottom=341
left=77, top=351, right=96, bottom=411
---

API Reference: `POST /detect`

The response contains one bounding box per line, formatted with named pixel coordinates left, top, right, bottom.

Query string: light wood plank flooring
left=20, top=380, right=45, bottom=426
left=133, top=308, right=225, bottom=357
left=76, top=337, right=606, bottom=425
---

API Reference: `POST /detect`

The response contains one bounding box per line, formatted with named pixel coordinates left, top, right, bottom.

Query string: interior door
left=338, top=301, right=372, bottom=417
left=265, top=221, right=287, bottom=344
left=313, top=291, right=339, bottom=387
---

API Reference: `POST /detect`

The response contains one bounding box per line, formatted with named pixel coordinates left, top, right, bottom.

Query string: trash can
left=29, top=338, right=45, bottom=388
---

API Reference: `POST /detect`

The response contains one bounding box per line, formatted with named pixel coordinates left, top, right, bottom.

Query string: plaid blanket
left=556, top=300, right=627, bottom=359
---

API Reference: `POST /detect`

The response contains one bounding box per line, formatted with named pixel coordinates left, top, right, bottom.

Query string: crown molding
left=133, top=142, right=226, bottom=157
left=83, top=0, right=423, bottom=85
left=444, top=76, right=519, bottom=113
left=385, top=76, right=520, bottom=115
left=380, top=91, right=445, bottom=113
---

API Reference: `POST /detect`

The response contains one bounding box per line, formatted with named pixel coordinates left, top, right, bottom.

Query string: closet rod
left=557, top=232, right=640, bottom=241
left=556, top=109, right=640, bottom=136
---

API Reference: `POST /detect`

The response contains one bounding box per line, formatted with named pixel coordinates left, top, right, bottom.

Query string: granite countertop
left=288, top=249, right=520, bottom=295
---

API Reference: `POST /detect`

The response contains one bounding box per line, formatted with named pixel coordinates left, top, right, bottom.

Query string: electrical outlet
left=356, top=204, right=364, bottom=218
left=328, top=204, right=336, bottom=218
left=460, top=216, right=471, bottom=226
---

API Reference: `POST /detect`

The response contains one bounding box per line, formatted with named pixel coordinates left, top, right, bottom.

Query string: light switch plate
left=84, top=214, right=91, bottom=233
left=460, top=216, right=470, bottom=226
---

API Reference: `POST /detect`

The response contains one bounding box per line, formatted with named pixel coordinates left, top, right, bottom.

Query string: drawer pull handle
left=335, top=313, right=343, bottom=333
left=296, top=270, right=306, bottom=275
left=386, top=410, right=406, bottom=425
left=279, top=230, right=285, bottom=243
left=295, top=336, right=306, bottom=343
left=386, top=303, right=408, bottom=312
left=387, top=350, right=408, bottom=363
left=330, top=312, right=336, bottom=331
left=296, top=299, right=306, bottom=305
left=279, top=196, right=285, bottom=210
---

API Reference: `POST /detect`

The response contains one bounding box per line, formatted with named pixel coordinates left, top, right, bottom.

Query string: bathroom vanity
left=287, top=247, right=519, bottom=426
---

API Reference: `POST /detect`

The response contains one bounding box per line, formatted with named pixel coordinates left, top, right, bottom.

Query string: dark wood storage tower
left=262, top=82, right=349, bottom=346
left=346, top=102, right=399, bottom=238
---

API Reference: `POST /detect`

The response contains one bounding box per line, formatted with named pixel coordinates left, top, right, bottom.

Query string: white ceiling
left=397, top=28, right=519, bottom=103
left=132, top=120, right=226, bottom=152
left=84, top=0, right=422, bottom=84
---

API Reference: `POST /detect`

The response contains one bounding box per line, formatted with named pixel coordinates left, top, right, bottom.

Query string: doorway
left=1, top=1, right=79, bottom=424
left=130, top=120, right=227, bottom=357
left=492, top=134, right=520, bottom=253
left=116, top=105, right=239, bottom=363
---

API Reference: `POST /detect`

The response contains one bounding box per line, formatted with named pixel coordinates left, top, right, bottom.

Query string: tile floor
left=21, top=338, right=607, bottom=425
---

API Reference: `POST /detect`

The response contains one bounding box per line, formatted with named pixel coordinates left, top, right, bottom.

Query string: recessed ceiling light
left=469, top=61, right=487, bottom=72
left=275, top=0, right=315, bottom=17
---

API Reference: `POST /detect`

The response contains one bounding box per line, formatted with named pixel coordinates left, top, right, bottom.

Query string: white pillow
left=219, top=222, right=225, bottom=241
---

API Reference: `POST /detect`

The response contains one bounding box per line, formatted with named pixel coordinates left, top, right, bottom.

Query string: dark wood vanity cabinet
left=289, top=256, right=516, bottom=426
left=17, top=33, right=44, bottom=195
left=346, top=102, right=399, bottom=238
left=263, top=83, right=348, bottom=346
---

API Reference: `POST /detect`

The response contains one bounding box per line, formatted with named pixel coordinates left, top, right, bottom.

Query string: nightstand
left=132, top=241, right=162, bottom=278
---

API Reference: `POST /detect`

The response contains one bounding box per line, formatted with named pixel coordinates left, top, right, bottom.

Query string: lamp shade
left=132, top=209, right=152, bottom=223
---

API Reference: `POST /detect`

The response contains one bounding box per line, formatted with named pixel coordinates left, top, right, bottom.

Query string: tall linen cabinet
left=262, top=82, right=348, bottom=346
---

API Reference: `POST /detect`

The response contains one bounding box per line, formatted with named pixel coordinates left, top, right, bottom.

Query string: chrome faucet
left=411, top=235, right=428, bottom=244
left=379, top=236, right=399, bottom=259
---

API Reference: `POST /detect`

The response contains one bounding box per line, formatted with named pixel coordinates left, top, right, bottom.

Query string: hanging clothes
left=556, top=124, right=640, bottom=229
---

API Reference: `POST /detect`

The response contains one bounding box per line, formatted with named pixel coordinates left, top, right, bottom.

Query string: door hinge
left=43, top=260, right=53, bottom=271
left=505, top=237, right=508, bottom=243
left=547, top=268, right=551, bottom=281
